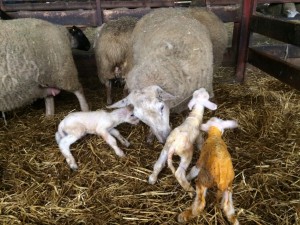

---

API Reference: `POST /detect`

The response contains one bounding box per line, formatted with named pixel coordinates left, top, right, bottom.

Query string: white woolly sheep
left=179, top=117, right=239, bottom=224
left=148, top=88, right=217, bottom=196
left=94, top=16, right=138, bottom=105
left=108, top=8, right=215, bottom=143
left=0, top=18, right=89, bottom=116
left=55, top=106, right=139, bottom=170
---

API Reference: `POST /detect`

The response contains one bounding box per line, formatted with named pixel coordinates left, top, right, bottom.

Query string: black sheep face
left=68, top=26, right=91, bottom=51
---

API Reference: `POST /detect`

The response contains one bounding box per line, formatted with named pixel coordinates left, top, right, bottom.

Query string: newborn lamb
left=55, top=106, right=139, bottom=170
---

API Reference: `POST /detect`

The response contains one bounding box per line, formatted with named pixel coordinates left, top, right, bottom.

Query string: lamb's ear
left=153, top=85, right=176, bottom=101
left=221, top=120, right=238, bottom=130
left=200, top=123, right=210, bottom=132
left=107, top=97, right=130, bottom=109
left=202, top=99, right=217, bottom=111
left=188, top=98, right=196, bottom=110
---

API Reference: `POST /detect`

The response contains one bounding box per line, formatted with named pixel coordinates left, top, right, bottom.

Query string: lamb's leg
left=221, top=188, right=239, bottom=225
left=99, top=131, right=125, bottom=157
left=178, top=184, right=207, bottom=223
left=105, top=80, right=112, bottom=105
left=58, top=135, right=79, bottom=170
left=74, top=86, right=89, bottom=112
left=174, top=153, right=195, bottom=197
left=148, top=147, right=168, bottom=184
left=186, top=165, right=200, bottom=181
left=45, top=96, right=55, bottom=116
left=109, top=128, right=130, bottom=147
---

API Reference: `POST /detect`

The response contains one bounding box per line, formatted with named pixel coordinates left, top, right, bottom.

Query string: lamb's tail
left=55, top=123, right=67, bottom=144
left=167, top=147, right=176, bottom=174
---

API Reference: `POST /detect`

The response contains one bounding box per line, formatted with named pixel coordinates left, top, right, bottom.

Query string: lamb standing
left=108, top=8, right=215, bottom=143
left=178, top=117, right=239, bottom=224
left=94, top=16, right=138, bottom=105
left=148, top=88, right=217, bottom=196
left=0, top=18, right=89, bottom=116
left=55, top=106, right=139, bottom=170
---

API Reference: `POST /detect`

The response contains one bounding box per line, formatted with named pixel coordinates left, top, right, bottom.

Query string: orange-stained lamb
left=178, top=117, right=239, bottom=225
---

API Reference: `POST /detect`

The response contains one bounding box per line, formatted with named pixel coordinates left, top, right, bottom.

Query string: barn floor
left=0, top=54, right=299, bottom=225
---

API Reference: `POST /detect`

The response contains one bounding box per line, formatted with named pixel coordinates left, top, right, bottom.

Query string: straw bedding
left=0, top=60, right=299, bottom=224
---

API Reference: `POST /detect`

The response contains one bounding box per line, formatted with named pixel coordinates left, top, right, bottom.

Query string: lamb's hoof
left=124, top=141, right=130, bottom=147
left=188, top=189, right=195, bottom=198
left=148, top=174, right=157, bottom=184
left=70, top=163, right=78, bottom=171
left=177, top=213, right=188, bottom=223
left=116, top=151, right=125, bottom=157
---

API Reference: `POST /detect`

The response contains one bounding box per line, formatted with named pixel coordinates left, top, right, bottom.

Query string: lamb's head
left=201, top=117, right=238, bottom=134
left=108, top=85, right=176, bottom=143
left=188, top=88, right=217, bottom=111
left=118, top=105, right=140, bottom=125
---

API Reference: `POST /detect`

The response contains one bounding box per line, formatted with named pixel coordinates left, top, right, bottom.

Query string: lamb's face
left=108, top=85, right=175, bottom=143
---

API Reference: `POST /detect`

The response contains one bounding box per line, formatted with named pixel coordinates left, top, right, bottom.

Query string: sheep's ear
left=221, top=120, right=238, bottom=130
left=151, top=85, right=176, bottom=101
left=107, top=97, right=129, bottom=109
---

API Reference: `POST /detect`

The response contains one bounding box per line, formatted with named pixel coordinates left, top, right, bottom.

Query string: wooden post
left=95, top=0, right=103, bottom=26
left=235, top=0, right=257, bottom=83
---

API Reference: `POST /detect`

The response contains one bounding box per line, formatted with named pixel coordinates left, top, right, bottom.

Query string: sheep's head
left=201, top=117, right=238, bottom=134
left=68, top=26, right=91, bottom=51
left=108, top=85, right=176, bottom=143
left=188, top=88, right=217, bottom=111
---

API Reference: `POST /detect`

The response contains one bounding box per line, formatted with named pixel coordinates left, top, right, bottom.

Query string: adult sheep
left=94, top=16, right=138, bottom=105
left=108, top=8, right=214, bottom=143
left=0, top=18, right=89, bottom=116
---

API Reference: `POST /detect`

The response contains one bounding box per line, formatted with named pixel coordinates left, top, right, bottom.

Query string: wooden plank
left=250, top=14, right=300, bottom=47
left=252, top=45, right=300, bottom=59
left=208, top=4, right=240, bottom=22
left=248, top=47, right=300, bottom=90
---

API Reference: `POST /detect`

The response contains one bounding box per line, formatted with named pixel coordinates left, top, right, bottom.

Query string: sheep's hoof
left=124, top=141, right=130, bottom=147
left=148, top=175, right=157, bottom=184
left=177, top=213, right=188, bottom=223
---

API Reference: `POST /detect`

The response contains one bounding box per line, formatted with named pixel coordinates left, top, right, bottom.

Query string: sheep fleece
left=127, top=9, right=213, bottom=112
left=0, top=18, right=81, bottom=111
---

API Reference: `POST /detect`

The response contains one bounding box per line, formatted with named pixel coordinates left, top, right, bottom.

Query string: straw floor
left=0, top=61, right=299, bottom=225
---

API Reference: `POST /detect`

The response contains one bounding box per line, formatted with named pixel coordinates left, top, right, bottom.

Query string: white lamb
left=55, top=106, right=139, bottom=170
left=148, top=88, right=217, bottom=196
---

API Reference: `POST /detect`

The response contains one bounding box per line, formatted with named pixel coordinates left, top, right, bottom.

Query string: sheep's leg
left=148, top=148, right=168, bottom=184
left=174, top=154, right=195, bottom=197
left=186, top=165, right=200, bottom=181
left=74, top=86, right=89, bottom=111
left=99, top=131, right=125, bottom=157
left=105, top=80, right=112, bottom=105
left=109, top=128, right=130, bottom=147
left=221, top=188, right=239, bottom=225
left=45, top=96, right=55, bottom=116
left=178, top=184, right=207, bottom=222
left=58, top=135, right=79, bottom=170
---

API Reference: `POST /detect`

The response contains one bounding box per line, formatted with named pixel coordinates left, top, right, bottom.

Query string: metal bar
left=248, top=47, right=300, bottom=90
left=2, top=1, right=175, bottom=12
left=9, top=10, right=97, bottom=26
left=250, top=14, right=300, bottom=47
left=205, top=0, right=242, bottom=5
left=256, top=0, right=300, bottom=3
left=235, top=0, right=256, bottom=83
